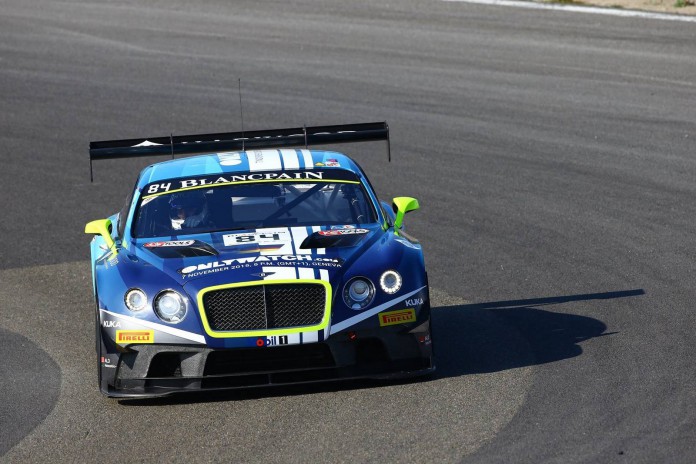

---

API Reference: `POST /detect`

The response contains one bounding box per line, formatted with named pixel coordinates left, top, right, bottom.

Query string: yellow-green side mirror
left=392, top=197, right=420, bottom=230
left=85, top=219, right=116, bottom=253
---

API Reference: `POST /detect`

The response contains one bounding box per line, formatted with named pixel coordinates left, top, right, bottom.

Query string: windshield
left=132, top=181, right=378, bottom=238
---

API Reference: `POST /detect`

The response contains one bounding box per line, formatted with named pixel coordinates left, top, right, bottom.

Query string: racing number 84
left=234, top=233, right=281, bottom=243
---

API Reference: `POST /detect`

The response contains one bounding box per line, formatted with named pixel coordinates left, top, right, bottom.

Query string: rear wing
left=89, top=121, right=390, bottom=181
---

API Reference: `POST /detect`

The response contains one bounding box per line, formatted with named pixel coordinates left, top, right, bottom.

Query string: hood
left=131, top=225, right=382, bottom=290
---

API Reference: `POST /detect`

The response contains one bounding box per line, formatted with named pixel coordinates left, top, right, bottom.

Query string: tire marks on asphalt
left=0, top=263, right=533, bottom=463
left=0, top=329, right=61, bottom=456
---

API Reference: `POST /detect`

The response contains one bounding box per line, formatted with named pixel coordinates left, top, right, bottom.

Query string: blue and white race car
left=86, top=122, right=433, bottom=398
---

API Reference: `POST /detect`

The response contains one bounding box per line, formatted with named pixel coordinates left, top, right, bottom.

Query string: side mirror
left=392, top=197, right=419, bottom=230
left=85, top=219, right=116, bottom=253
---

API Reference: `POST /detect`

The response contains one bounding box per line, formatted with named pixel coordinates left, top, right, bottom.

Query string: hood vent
left=300, top=230, right=370, bottom=249
left=142, top=240, right=218, bottom=258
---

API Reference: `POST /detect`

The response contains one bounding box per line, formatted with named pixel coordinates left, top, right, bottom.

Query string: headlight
left=124, top=288, right=147, bottom=312
left=154, top=290, right=187, bottom=323
left=343, top=277, right=375, bottom=310
left=379, top=270, right=402, bottom=294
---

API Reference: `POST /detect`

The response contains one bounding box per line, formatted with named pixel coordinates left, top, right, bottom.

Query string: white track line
left=443, top=0, right=696, bottom=22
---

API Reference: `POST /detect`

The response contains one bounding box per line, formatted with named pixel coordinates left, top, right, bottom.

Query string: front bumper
left=100, top=326, right=434, bottom=398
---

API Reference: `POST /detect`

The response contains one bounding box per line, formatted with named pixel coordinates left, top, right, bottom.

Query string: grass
left=674, top=0, right=695, bottom=6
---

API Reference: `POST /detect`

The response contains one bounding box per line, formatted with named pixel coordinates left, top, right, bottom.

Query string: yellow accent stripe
left=196, top=279, right=332, bottom=338
left=142, top=179, right=360, bottom=200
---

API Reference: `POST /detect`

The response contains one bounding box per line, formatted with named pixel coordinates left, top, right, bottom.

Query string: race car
left=86, top=122, right=433, bottom=398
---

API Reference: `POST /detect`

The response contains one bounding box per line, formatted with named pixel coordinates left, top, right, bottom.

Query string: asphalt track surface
left=0, top=1, right=694, bottom=462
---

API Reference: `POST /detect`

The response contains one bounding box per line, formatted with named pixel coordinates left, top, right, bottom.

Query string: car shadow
left=119, top=288, right=644, bottom=406
left=432, top=289, right=644, bottom=378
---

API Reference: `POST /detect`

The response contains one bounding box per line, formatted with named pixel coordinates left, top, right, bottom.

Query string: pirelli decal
left=116, top=330, right=154, bottom=344
left=378, top=309, right=416, bottom=327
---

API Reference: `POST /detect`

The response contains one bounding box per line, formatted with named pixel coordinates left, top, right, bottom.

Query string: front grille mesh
left=202, top=284, right=325, bottom=331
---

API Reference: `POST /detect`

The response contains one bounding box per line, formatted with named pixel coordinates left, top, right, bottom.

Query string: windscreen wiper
left=258, top=183, right=324, bottom=226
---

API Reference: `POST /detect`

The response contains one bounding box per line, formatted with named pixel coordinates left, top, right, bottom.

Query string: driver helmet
left=169, top=190, right=208, bottom=228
